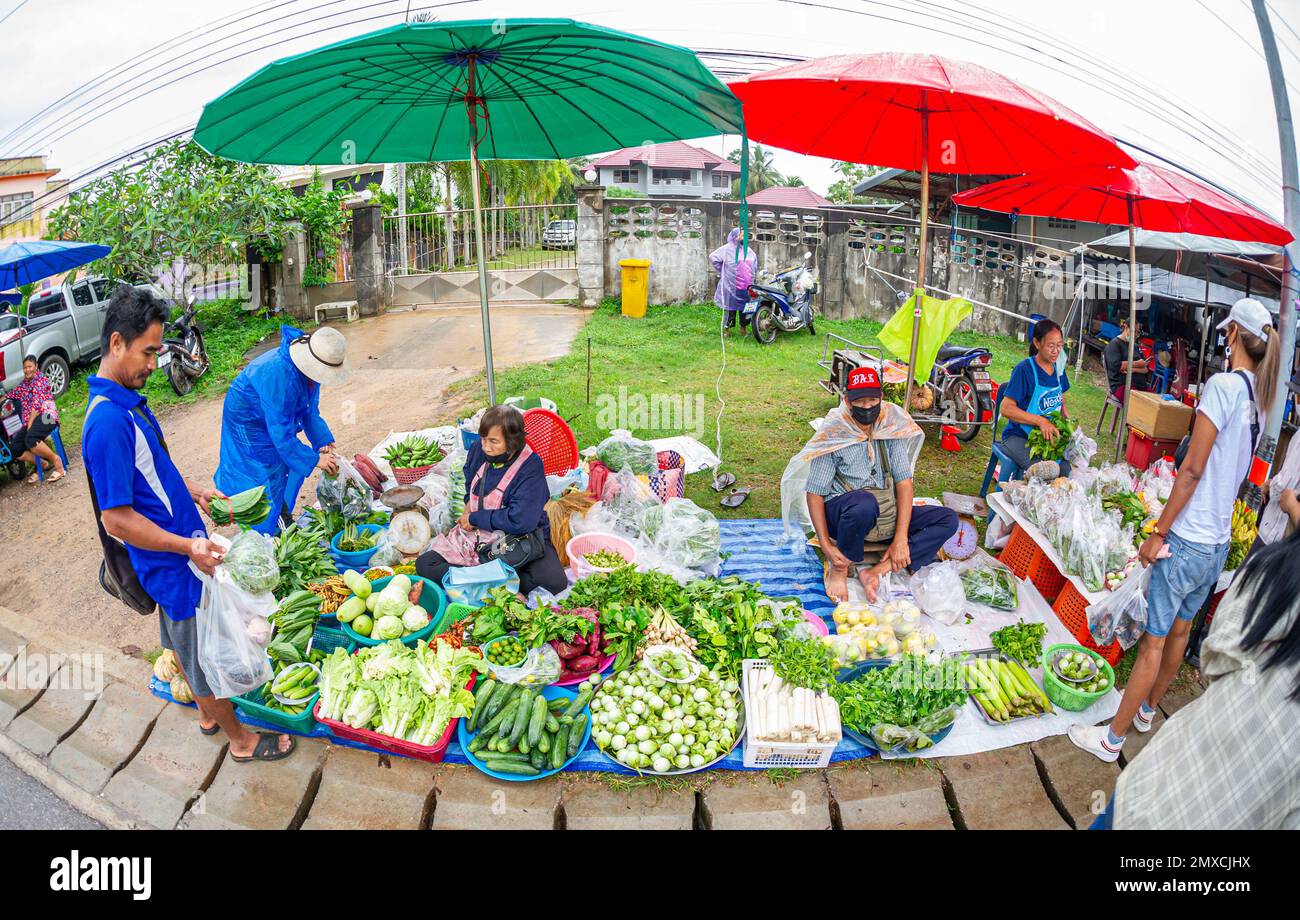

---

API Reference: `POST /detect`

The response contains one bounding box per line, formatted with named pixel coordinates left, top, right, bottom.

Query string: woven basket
left=392, top=463, right=436, bottom=485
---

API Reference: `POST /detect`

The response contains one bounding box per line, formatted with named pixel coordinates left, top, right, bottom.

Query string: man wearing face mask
left=802, top=365, right=959, bottom=603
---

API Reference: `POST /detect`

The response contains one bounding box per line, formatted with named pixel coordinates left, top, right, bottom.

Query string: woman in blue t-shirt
left=998, top=318, right=1072, bottom=478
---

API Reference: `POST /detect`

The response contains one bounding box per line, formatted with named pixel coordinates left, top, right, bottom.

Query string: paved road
left=0, top=753, right=102, bottom=830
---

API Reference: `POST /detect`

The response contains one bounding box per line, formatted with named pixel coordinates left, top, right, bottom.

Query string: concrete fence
left=285, top=194, right=1078, bottom=339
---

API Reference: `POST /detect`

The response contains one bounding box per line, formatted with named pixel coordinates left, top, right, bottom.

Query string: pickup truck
left=0, top=276, right=120, bottom=398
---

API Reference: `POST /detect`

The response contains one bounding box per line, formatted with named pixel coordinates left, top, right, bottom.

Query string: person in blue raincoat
left=215, top=325, right=352, bottom=533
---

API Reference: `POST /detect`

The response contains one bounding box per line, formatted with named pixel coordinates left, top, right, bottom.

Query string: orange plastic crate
left=1026, top=551, right=1066, bottom=604
left=999, top=524, right=1038, bottom=579
left=1052, top=581, right=1123, bottom=665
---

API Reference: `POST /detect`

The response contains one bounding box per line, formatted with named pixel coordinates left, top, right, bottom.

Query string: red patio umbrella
left=730, top=53, right=1135, bottom=403
left=954, top=161, right=1294, bottom=455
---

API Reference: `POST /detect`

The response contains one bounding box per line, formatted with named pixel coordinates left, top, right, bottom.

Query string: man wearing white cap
left=1071, top=297, right=1280, bottom=766
left=215, top=325, right=352, bottom=534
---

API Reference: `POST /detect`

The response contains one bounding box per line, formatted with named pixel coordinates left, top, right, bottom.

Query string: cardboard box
left=1127, top=390, right=1195, bottom=440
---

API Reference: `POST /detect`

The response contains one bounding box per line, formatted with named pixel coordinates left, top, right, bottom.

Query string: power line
left=0, top=0, right=30, bottom=27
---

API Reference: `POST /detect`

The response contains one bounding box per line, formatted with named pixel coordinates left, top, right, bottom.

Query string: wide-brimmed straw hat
left=289, top=326, right=351, bottom=386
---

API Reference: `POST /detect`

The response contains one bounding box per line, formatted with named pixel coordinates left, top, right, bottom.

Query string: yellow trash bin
left=619, top=258, right=651, bottom=318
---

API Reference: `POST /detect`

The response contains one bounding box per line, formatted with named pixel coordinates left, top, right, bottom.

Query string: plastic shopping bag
left=317, top=455, right=374, bottom=518
left=483, top=642, right=562, bottom=687
left=956, top=556, right=1019, bottom=611
left=440, top=559, right=519, bottom=607
left=195, top=568, right=275, bottom=699
left=910, top=562, right=966, bottom=626
left=593, top=429, right=658, bottom=477
left=223, top=530, right=281, bottom=595
left=1063, top=428, right=1097, bottom=470
left=1088, top=564, right=1151, bottom=649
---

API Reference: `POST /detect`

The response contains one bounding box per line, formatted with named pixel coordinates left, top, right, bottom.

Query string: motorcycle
left=160, top=295, right=209, bottom=396
left=918, top=344, right=995, bottom=441
left=1, top=394, right=28, bottom=480
left=742, top=252, right=818, bottom=344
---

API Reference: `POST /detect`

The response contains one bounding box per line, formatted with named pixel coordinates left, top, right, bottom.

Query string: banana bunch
left=1226, top=500, right=1258, bottom=570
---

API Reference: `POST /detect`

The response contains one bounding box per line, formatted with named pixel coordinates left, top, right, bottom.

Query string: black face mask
left=482, top=448, right=511, bottom=465
left=851, top=404, right=881, bottom=427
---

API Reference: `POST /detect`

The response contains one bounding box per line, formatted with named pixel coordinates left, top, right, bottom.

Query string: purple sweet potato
left=568, top=655, right=601, bottom=673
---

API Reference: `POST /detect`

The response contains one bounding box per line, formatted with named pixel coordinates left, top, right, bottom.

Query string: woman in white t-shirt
left=1071, top=298, right=1281, bottom=763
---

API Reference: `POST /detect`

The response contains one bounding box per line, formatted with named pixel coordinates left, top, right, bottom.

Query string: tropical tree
left=728, top=144, right=785, bottom=194
left=826, top=161, right=886, bottom=204
left=46, top=139, right=292, bottom=299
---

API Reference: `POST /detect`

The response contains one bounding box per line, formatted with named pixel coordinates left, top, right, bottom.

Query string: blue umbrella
left=0, top=240, right=111, bottom=289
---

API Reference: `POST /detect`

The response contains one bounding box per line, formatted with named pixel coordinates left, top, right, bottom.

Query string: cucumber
left=526, top=695, right=547, bottom=747
left=468, top=679, right=497, bottom=731
left=537, top=732, right=551, bottom=755
left=529, top=745, right=545, bottom=771
left=488, top=696, right=517, bottom=738
left=551, top=725, right=569, bottom=771
left=546, top=697, right=569, bottom=713
left=480, top=751, right=530, bottom=764
left=562, top=689, right=592, bottom=719
left=567, top=713, right=588, bottom=758
left=482, top=683, right=516, bottom=722
left=518, top=736, right=530, bottom=755
left=467, top=732, right=489, bottom=754
left=507, top=689, right=534, bottom=747
left=482, top=760, right=539, bottom=776
left=544, top=713, right=560, bottom=734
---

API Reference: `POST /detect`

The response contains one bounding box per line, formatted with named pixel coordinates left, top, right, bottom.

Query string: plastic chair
left=978, top=393, right=1021, bottom=514
left=522, top=408, right=579, bottom=476
left=35, top=426, right=69, bottom=482
left=1096, top=350, right=1124, bottom=437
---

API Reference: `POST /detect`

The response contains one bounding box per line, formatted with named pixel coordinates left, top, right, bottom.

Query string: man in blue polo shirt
left=83, top=286, right=294, bottom=763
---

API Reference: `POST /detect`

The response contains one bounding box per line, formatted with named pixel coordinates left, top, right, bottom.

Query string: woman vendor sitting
left=799, top=365, right=959, bottom=604
left=416, top=405, right=568, bottom=597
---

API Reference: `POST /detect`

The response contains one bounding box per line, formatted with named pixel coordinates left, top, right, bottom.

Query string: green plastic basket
left=1040, top=643, right=1115, bottom=711
left=233, top=686, right=318, bottom=733
left=443, top=603, right=479, bottom=628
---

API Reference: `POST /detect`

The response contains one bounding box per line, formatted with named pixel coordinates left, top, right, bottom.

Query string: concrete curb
left=0, top=730, right=139, bottom=830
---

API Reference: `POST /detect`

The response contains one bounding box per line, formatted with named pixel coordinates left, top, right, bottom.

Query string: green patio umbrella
left=195, top=18, right=746, bottom=403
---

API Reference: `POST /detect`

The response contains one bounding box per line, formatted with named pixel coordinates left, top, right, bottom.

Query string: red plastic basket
left=1052, top=582, right=1122, bottom=665
left=392, top=463, right=437, bottom=485
left=523, top=408, right=579, bottom=476
left=999, top=524, right=1039, bottom=579
left=313, top=673, right=476, bottom=763
left=1125, top=428, right=1182, bottom=472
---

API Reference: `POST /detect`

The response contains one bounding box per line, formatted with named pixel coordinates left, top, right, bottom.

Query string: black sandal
left=711, top=471, right=736, bottom=492
left=720, top=487, right=750, bottom=508
left=231, top=733, right=296, bottom=763
left=199, top=722, right=220, bottom=736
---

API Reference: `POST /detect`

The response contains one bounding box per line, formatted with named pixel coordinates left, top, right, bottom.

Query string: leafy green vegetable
left=274, top=524, right=337, bottom=597
left=1025, top=410, right=1076, bottom=462
left=770, top=636, right=838, bottom=693
left=988, top=620, right=1048, bottom=668
left=960, top=565, right=1018, bottom=610
left=830, top=656, right=967, bottom=751
left=224, top=530, right=280, bottom=594
left=595, top=433, right=658, bottom=476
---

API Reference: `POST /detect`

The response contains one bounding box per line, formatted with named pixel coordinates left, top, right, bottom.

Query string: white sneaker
left=1133, top=706, right=1156, bottom=734
left=1068, top=724, right=1122, bottom=763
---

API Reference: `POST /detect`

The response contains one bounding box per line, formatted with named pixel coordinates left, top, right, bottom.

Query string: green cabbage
left=375, top=583, right=410, bottom=619
left=374, top=615, right=406, bottom=641
left=224, top=531, right=280, bottom=594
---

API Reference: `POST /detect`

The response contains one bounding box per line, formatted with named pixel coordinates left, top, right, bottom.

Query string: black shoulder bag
left=84, top=395, right=166, bottom=616
left=471, top=459, right=549, bottom=569
left=1173, top=370, right=1259, bottom=470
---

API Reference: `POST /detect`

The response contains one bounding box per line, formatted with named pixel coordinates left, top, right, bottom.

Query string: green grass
left=448, top=300, right=1112, bottom=519
left=47, top=298, right=284, bottom=453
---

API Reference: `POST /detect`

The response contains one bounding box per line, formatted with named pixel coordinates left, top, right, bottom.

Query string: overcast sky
left=2, top=0, right=1298, bottom=217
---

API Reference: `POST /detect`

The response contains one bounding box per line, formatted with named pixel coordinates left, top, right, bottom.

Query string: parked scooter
left=917, top=344, right=995, bottom=441
left=160, top=295, right=210, bottom=396
left=0, top=394, right=27, bottom=480
left=742, top=252, right=819, bottom=344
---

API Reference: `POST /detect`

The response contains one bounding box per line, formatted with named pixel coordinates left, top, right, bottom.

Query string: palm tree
left=746, top=144, right=784, bottom=195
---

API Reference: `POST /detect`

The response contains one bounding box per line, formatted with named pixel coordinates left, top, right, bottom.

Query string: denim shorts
left=1145, top=531, right=1228, bottom=638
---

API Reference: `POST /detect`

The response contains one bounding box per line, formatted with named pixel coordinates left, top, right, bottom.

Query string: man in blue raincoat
left=215, top=325, right=352, bottom=533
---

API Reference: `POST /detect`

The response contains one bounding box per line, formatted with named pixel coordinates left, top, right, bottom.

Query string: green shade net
left=877, top=291, right=974, bottom=383
left=194, top=18, right=744, bottom=165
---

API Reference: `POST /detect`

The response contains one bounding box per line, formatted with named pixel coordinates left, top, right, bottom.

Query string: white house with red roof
left=746, top=185, right=832, bottom=209
left=592, top=141, right=740, bottom=199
